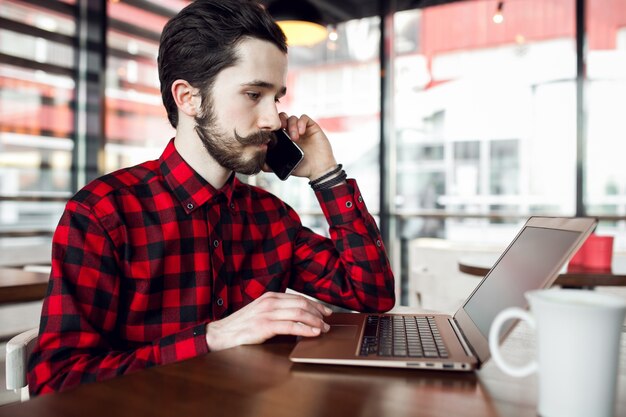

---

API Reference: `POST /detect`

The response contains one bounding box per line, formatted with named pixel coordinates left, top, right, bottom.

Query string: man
left=28, top=0, right=395, bottom=395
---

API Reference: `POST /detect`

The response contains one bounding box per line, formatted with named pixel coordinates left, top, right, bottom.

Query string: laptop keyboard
left=359, top=315, right=448, bottom=358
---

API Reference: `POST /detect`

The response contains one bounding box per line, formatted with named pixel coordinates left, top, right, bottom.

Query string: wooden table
left=459, top=255, right=626, bottom=287
left=1, top=322, right=625, bottom=417
left=0, top=268, right=49, bottom=304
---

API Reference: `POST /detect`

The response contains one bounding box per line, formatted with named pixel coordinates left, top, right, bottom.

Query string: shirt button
left=357, top=195, right=363, bottom=203
left=230, top=203, right=235, bottom=209
left=345, top=201, right=353, bottom=208
left=216, top=298, right=224, bottom=306
left=213, top=240, right=220, bottom=248
left=376, top=239, right=382, bottom=247
left=186, top=203, right=194, bottom=210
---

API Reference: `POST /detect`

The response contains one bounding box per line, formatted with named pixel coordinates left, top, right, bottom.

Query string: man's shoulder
left=71, top=160, right=161, bottom=208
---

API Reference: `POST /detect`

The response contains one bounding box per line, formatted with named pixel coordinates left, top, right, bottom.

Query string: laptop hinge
left=449, top=318, right=476, bottom=358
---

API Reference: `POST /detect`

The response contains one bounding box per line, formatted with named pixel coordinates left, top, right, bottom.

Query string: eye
left=246, top=91, right=260, bottom=101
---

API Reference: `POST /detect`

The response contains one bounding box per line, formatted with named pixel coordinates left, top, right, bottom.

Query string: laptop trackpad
left=329, top=325, right=358, bottom=340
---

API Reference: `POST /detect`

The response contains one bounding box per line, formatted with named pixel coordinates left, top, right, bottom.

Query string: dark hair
left=158, top=0, right=287, bottom=128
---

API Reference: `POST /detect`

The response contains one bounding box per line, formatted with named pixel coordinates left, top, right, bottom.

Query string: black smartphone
left=266, top=129, right=304, bottom=180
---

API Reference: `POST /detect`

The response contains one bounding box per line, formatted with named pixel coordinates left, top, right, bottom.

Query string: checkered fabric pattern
left=28, top=138, right=395, bottom=395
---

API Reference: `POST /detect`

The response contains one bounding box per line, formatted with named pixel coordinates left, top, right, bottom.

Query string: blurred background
left=0, top=0, right=625, bottom=310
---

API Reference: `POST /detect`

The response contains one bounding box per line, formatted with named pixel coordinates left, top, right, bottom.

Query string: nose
left=258, top=102, right=282, bottom=132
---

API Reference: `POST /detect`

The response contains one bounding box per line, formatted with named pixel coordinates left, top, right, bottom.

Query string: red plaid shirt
left=28, top=139, right=395, bottom=395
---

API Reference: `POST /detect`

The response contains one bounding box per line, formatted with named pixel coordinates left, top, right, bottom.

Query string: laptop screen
left=462, top=226, right=582, bottom=338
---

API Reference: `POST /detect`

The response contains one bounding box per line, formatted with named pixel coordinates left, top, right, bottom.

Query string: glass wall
left=393, top=0, right=578, bottom=248
left=0, top=0, right=75, bottom=238
left=585, top=1, right=626, bottom=229
left=104, top=0, right=182, bottom=171
left=390, top=0, right=626, bottom=304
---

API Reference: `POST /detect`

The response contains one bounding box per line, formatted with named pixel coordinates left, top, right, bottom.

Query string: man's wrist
left=312, top=172, right=347, bottom=190
left=206, top=321, right=224, bottom=351
left=309, top=164, right=347, bottom=191
left=308, top=163, right=339, bottom=183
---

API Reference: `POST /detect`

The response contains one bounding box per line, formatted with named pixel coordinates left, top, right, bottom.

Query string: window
left=392, top=1, right=577, bottom=249
left=104, top=0, right=183, bottom=172
left=585, top=1, right=626, bottom=231
left=0, top=0, right=75, bottom=237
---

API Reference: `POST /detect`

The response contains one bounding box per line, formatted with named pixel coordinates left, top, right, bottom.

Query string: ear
left=171, top=79, right=201, bottom=117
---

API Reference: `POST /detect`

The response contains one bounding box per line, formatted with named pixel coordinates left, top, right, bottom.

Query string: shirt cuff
left=315, top=179, right=367, bottom=226
left=156, top=323, right=209, bottom=365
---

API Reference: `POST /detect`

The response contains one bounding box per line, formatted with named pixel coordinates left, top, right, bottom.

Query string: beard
left=194, top=94, right=277, bottom=175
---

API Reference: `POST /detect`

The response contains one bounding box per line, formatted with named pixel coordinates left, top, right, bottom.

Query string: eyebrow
left=241, top=80, right=287, bottom=97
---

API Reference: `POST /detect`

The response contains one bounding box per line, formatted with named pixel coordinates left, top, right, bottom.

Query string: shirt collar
left=159, top=139, right=238, bottom=213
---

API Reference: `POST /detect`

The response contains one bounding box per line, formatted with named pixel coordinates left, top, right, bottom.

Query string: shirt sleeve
left=27, top=200, right=209, bottom=396
left=289, top=179, right=396, bottom=312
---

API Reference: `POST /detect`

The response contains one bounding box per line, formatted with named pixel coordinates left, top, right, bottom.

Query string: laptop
left=290, top=216, right=597, bottom=371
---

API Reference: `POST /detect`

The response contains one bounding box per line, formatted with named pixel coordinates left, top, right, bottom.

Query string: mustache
left=234, top=129, right=277, bottom=147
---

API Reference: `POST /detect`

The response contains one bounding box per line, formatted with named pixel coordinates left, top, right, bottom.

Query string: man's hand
left=277, top=113, right=338, bottom=182
left=205, top=292, right=332, bottom=351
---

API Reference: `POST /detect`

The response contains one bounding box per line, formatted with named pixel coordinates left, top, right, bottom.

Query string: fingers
left=257, top=292, right=332, bottom=317
left=279, top=112, right=288, bottom=128
left=296, top=115, right=311, bottom=135
left=252, top=294, right=333, bottom=337
left=278, top=113, right=314, bottom=140
left=267, top=307, right=330, bottom=332
left=256, top=294, right=332, bottom=338
left=270, top=320, right=325, bottom=338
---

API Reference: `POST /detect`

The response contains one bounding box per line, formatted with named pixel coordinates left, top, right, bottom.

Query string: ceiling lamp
left=266, top=0, right=328, bottom=47
left=492, top=1, right=504, bottom=24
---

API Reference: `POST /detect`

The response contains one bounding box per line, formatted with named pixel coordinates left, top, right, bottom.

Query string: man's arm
left=29, top=198, right=334, bottom=391
left=280, top=113, right=396, bottom=312
left=28, top=201, right=208, bottom=395
left=290, top=178, right=396, bottom=312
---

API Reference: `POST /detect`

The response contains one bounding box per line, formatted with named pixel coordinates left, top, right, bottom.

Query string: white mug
left=489, top=289, right=626, bottom=417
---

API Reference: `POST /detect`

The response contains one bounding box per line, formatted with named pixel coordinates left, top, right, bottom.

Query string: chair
left=5, top=328, right=38, bottom=401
